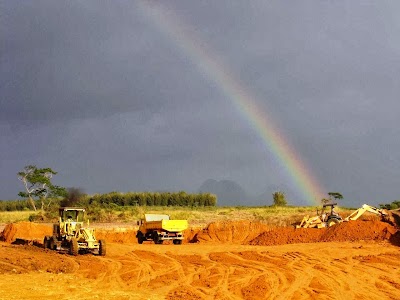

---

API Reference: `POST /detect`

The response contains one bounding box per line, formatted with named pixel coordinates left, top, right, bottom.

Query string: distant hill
left=198, top=179, right=248, bottom=206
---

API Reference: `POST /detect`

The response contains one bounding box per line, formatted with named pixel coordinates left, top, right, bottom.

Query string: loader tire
left=173, top=239, right=182, bottom=245
left=99, top=240, right=106, bottom=256
left=327, top=218, right=340, bottom=227
left=70, top=238, right=79, bottom=256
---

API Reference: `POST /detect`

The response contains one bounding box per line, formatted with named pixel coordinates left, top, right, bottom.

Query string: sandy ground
left=0, top=220, right=399, bottom=300
left=0, top=241, right=399, bottom=300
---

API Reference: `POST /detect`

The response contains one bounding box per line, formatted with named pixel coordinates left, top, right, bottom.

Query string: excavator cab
left=297, top=202, right=343, bottom=228
left=319, top=203, right=342, bottom=224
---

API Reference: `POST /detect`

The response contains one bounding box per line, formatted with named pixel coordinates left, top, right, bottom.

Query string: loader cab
left=320, top=203, right=342, bottom=222
left=59, top=207, right=85, bottom=223
left=59, top=207, right=85, bottom=236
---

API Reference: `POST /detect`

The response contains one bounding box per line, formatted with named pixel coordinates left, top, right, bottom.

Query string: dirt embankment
left=193, top=219, right=400, bottom=246
left=1, top=217, right=400, bottom=300
left=192, top=220, right=271, bottom=244
left=250, top=220, right=399, bottom=246
left=0, top=222, right=52, bottom=243
left=1, top=219, right=399, bottom=247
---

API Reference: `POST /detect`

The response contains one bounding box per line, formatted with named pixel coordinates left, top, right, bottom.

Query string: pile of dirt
left=0, top=222, right=52, bottom=243
left=0, top=222, right=139, bottom=244
left=320, top=220, right=396, bottom=242
left=248, top=227, right=322, bottom=246
left=193, top=221, right=271, bottom=244
left=249, top=220, right=398, bottom=246
left=96, top=228, right=137, bottom=243
left=0, top=244, right=77, bottom=274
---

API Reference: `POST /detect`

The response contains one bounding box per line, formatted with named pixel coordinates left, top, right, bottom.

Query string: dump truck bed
left=144, top=219, right=188, bottom=232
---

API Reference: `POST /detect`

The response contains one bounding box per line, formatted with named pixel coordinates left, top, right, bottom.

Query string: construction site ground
left=0, top=219, right=399, bottom=300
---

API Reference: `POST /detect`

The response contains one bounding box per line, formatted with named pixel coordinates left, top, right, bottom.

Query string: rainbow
left=137, top=2, right=326, bottom=204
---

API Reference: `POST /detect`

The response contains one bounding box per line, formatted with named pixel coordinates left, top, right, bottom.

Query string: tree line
left=2, top=165, right=217, bottom=212
left=379, top=200, right=400, bottom=210
left=0, top=191, right=217, bottom=212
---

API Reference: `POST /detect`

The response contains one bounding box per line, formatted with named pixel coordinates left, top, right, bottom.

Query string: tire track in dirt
left=0, top=242, right=400, bottom=299
left=1, top=218, right=400, bottom=299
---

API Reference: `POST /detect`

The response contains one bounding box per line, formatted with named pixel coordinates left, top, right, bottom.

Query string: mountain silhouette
left=198, top=179, right=248, bottom=206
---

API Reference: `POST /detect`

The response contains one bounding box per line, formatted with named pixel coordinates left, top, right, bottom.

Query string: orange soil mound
left=194, top=221, right=271, bottom=244
left=1, top=220, right=398, bottom=247
left=96, top=229, right=137, bottom=243
left=0, top=223, right=140, bottom=244
left=0, top=244, right=77, bottom=274
left=0, top=222, right=52, bottom=243
left=250, top=220, right=398, bottom=246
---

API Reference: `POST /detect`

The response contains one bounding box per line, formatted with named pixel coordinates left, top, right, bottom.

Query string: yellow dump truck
left=136, top=214, right=188, bottom=244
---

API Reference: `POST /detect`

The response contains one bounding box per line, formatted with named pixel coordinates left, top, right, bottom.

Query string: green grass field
left=0, top=205, right=356, bottom=227
left=0, top=211, right=35, bottom=223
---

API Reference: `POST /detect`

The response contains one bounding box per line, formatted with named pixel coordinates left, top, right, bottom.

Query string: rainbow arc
left=138, top=2, right=325, bottom=204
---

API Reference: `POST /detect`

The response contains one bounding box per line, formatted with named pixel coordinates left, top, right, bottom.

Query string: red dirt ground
left=0, top=220, right=399, bottom=299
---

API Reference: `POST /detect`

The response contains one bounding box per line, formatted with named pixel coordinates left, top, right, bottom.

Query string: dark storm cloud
left=1, top=1, right=400, bottom=205
left=1, top=1, right=213, bottom=123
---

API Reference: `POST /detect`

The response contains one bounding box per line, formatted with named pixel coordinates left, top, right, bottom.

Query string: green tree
left=327, top=192, right=343, bottom=202
left=17, top=165, right=67, bottom=211
left=273, top=191, right=287, bottom=206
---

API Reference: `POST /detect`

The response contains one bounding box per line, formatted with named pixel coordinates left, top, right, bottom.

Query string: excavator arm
left=344, top=204, right=388, bottom=221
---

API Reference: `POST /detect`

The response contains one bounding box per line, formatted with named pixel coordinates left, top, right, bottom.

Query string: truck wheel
left=99, top=240, right=106, bottom=256
left=137, top=232, right=144, bottom=244
left=69, top=238, right=79, bottom=256
left=153, top=233, right=163, bottom=244
left=173, top=240, right=182, bottom=245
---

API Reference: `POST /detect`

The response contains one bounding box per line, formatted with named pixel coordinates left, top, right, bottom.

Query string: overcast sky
left=1, top=1, right=399, bottom=206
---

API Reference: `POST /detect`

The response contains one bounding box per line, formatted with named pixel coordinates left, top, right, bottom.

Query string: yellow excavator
left=296, top=203, right=389, bottom=229
left=296, top=203, right=343, bottom=228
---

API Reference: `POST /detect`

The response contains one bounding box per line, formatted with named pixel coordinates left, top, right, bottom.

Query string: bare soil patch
left=0, top=220, right=399, bottom=299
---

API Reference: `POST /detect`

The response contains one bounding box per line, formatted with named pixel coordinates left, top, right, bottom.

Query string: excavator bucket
left=296, top=216, right=310, bottom=228
left=296, top=216, right=324, bottom=228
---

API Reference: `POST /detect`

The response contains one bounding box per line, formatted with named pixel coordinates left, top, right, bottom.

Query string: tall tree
left=273, top=191, right=287, bottom=206
left=327, top=192, right=343, bottom=202
left=17, top=165, right=66, bottom=211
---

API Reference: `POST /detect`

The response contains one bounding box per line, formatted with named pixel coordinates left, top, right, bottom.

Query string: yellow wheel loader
left=43, top=207, right=106, bottom=256
left=296, top=203, right=389, bottom=229
left=296, top=203, right=342, bottom=228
